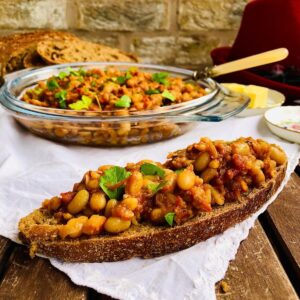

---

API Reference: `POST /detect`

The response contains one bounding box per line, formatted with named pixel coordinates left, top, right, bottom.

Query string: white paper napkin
left=0, top=109, right=299, bottom=300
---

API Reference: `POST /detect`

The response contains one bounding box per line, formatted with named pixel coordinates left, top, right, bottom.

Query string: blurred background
left=0, top=0, right=247, bottom=69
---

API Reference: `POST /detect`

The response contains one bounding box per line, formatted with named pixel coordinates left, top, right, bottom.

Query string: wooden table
left=0, top=166, right=299, bottom=300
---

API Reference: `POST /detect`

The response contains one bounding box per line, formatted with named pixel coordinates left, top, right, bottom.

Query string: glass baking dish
left=0, top=62, right=249, bottom=146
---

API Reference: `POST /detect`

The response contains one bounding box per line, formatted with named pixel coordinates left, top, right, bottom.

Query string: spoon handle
left=193, top=48, right=289, bottom=80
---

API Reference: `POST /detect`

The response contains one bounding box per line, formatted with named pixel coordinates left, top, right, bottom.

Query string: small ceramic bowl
left=264, top=106, right=300, bottom=144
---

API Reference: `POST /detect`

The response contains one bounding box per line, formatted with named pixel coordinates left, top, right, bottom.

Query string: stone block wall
left=0, top=0, right=247, bottom=68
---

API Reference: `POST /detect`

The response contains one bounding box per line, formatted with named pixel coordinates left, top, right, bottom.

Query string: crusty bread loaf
left=37, top=39, right=138, bottom=65
left=0, top=30, right=77, bottom=74
left=18, top=163, right=286, bottom=263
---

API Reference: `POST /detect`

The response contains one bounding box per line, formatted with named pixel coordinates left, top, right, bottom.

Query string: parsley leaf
left=152, top=72, right=169, bottom=85
left=58, top=71, right=68, bottom=80
left=54, top=90, right=67, bottom=109
left=116, top=72, right=132, bottom=85
left=162, top=90, right=175, bottom=101
left=174, top=169, right=184, bottom=174
left=145, top=89, right=160, bottom=95
left=115, top=95, right=131, bottom=108
left=47, top=78, right=59, bottom=90
left=69, top=95, right=92, bottom=110
left=33, top=88, right=43, bottom=95
left=99, top=166, right=131, bottom=200
left=147, top=181, right=167, bottom=194
left=140, top=163, right=165, bottom=178
left=67, top=67, right=80, bottom=76
left=165, top=212, right=175, bottom=226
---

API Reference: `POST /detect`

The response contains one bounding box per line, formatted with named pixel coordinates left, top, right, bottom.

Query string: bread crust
left=18, top=163, right=286, bottom=262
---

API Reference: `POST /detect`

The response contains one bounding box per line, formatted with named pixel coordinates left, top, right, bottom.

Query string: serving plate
left=265, top=106, right=300, bottom=144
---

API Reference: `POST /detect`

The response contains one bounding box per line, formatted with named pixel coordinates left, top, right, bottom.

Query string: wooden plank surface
left=265, top=173, right=300, bottom=280
left=0, top=237, right=12, bottom=281
left=216, top=222, right=298, bottom=300
left=0, top=245, right=88, bottom=300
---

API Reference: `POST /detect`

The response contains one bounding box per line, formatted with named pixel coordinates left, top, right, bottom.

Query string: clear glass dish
left=0, top=62, right=249, bottom=146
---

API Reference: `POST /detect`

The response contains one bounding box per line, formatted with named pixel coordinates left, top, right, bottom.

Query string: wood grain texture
left=265, top=173, right=300, bottom=278
left=0, top=244, right=88, bottom=300
left=264, top=173, right=300, bottom=286
left=216, top=222, right=298, bottom=300
left=0, top=237, right=11, bottom=263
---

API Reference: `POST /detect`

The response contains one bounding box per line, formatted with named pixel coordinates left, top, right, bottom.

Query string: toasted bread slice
left=19, top=163, right=286, bottom=262
left=37, top=39, right=138, bottom=64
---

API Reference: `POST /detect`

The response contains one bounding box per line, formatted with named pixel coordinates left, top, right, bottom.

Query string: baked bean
left=86, top=179, right=99, bottom=190
left=270, top=146, right=286, bottom=165
left=90, top=192, right=106, bottom=212
left=163, top=172, right=177, bottom=193
left=82, top=215, right=106, bottom=235
left=67, top=190, right=89, bottom=214
left=122, top=197, right=138, bottom=210
left=112, top=204, right=134, bottom=220
left=211, top=186, right=224, bottom=205
left=59, top=216, right=88, bottom=239
left=208, top=159, right=220, bottom=169
left=104, top=217, right=131, bottom=233
left=194, top=152, right=211, bottom=172
left=49, top=196, right=61, bottom=211
left=150, top=208, right=164, bottom=223
left=177, top=169, right=196, bottom=190
left=126, top=171, right=143, bottom=196
left=200, top=168, right=218, bottom=183
left=232, top=142, right=250, bottom=155
left=104, top=199, right=118, bottom=217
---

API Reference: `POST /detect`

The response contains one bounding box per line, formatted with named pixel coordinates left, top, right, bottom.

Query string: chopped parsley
left=162, top=90, right=175, bottom=101
left=99, top=166, right=131, bottom=200
left=140, top=163, right=165, bottom=178
left=54, top=90, right=67, bottom=109
left=152, top=72, right=169, bottom=85
left=58, top=71, right=68, bottom=80
left=165, top=212, right=175, bottom=226
left=145, top=89, right=160, bottom=95
left=147, top=181, right=166, bottom=194
left=115, top=95, right=131, bottom=108
left=69, top=95, right=92, bottom=110
left=46, top=78, right=59, bottom=90
left=116, top=72, right=132, bottom=85
left=174, top=169, right=184, bottom=174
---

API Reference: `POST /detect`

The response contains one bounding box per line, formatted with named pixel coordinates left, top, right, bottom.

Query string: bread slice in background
left=37, top=39, right=138, bottom=65
left=18, top=163, right=286, bottom=263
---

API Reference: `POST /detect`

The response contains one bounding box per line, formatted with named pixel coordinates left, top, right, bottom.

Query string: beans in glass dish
left=21, top=67, right=206, bottom=111
left=38, top=137, right=286, bottom=239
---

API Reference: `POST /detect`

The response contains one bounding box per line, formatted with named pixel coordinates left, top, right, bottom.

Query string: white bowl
left=264, top=106, right=300, bottom=144
left=238, top=89, right=285, bottom=117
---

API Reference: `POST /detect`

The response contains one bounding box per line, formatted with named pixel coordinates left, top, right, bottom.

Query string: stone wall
left=0, top=0, right=247, bottom=68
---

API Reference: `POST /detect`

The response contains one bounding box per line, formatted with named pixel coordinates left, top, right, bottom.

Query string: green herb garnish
left=33, top=88, right=43, bottom=95
left=69, top=95, right=92, bottom=110
left=54, top=90, right=67, bottom=109
left=47, top=78, right=59, bottom=90
left=152, top=72, right=169, bottom=85
left=165, top=212, right=175, bottom=226
left=162, top=90, right=175, bottom=101
left=58, top=71, right=68, bottom=80
left=147, top=181, right=166, bottom=194
left=115, top=95, right=131, bottom=108
left=116, top=72, right=132, bottom=85
left=99, top=166, right=131, bottom=200
left=145, top=89, right=160, bottom=95
left=174, top=169, right=184, bottom=174
left=67, top=67, right=80, bottom=76
left=78, top=67, right=86, bottom=76
left=140, top=163, right=165, bottom=178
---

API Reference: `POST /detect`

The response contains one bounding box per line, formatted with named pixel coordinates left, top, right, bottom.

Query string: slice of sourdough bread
left=18, top=163, right=286, bottom=263
left=37, top=39, right=138, bottom=64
